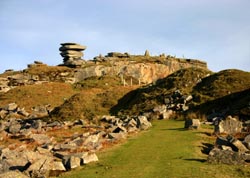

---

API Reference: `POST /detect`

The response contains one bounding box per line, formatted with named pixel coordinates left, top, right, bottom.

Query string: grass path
left=60, top=120, right=250, bottom=178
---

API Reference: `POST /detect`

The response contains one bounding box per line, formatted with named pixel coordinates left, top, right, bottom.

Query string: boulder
left=227, top=135, right=249, bottom=153
left=244, top=135, right=250, bottom=149
left=0, top=171, right=29, bottom=178
left=17, top=108, right=29, bottom=117
left=110, top=125, right=127, bottom=133
left=207, top=148, right=246, bottom=165
left=215, top=136, right=230, bottom=148
left=136, top=116, right=152, bottom=130
left=153, top=105, right=166, bottom=114
left=8, top=122, right=21, bottom=134
left=59, top=44, right=87, bottom=51
left=108, top=132, right=127, bottom=140
left=82, top=153, right=98, bottom=164
left=83, top=134, right=100, bottom=145
left=126, top=119, right=137, bottom=127
left=30, top=134, right=51, bottom=145
left=184, top=119, right=200, bottom=129
left=0, top=110, right=8, bottom=119
left=215, top=116, right=242, bottom=134
left=0, top=148, right=30, bottom=172
left=161, top=110, right=174, bottom=120
left=66, top=156, right=81, bottom=169
left=5, top=103, right=18, bottom=111
left=27, top=156, right=65, bottom=176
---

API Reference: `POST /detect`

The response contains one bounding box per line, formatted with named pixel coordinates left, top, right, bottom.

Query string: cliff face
left=0, top=54, right=207, bottom=92
left=75, top=55, right=207, bottom=84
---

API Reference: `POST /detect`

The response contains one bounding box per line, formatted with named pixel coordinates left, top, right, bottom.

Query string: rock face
left=75, top=58, right=207, bottom=85
left=59, top=43, right=86, bottom=67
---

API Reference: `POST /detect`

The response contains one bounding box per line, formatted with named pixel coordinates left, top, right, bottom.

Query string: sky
left=0, top=0, right=249, bottom=73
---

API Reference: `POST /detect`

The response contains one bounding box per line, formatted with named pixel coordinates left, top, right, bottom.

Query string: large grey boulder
left=0, top=148, right=30, bottom=172
left=184, top=119, right=200, bottom=129
left=66, top=156, right=81, bottom=169
left=82, top=153, right=99, bottom=164
left=27, top=156, right=66, bottom=177
left=207, top=148, right=246, bottom=165
left=214, top=116, right=242, bottom=134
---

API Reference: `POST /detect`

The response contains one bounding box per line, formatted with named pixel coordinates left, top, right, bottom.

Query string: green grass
left=59, top=120, right=250, bottom=178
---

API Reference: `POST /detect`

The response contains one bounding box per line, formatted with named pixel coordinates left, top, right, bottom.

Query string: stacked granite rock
left=59, top=43, right=86, bottom=67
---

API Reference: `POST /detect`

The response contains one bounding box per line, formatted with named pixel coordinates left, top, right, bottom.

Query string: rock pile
left=0, top=103, right=51, bottom=120
left=207, top=135, right=250, bottom=165
left=207, top=115, right=250, bottom=165
left=59, top=43, right=87, bottom=67
left=0, top=102, right=152, bottom=177
left=165, top=90, right=193, bottom=112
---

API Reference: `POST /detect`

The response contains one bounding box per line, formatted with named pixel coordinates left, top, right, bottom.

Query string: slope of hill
left=186, top=69, right=250, bottom=119
left=0, top=82, right=76, bottom=112
left=110, top=67, right=212, bottom=115
left=110, top=68, right=250, bottom=119
left=192, top=69, right=250, bottom=105
left=49, top=86, right=138, bottom=122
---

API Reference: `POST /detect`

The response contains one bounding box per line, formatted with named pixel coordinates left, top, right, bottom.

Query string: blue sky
left=0, top=0, right=249, bottom=73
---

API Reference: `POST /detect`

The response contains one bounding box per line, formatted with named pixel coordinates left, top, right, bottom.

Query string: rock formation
left=59, top=43, right=87, bottom=67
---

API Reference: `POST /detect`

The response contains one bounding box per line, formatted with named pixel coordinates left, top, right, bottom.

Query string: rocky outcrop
left=76, top=56, right=207, bottom=85
left=0, top=49, right=208, bottom=93
left=206, top=115, right=250, bottom=165
left=59, top=43, right=86, bottom=67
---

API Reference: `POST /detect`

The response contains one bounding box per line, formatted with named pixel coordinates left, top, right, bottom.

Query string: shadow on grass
left=183, top=158, right=207, bottom=163
left=197, top=131, right=212, bottom=137
left=161, top=128, right=187, bottom=131
left=200, top=142, right=214, bottom=155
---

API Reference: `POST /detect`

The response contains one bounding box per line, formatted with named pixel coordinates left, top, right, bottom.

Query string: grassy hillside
left=59, top=120, right=250, bottom=178
left=0, top=82, right=76, bottom=112
left=111, top=68, right=212, bottom=115
left=49, top=86, right=138, bottom=121
left=111, top=68, right=250, bottom=118
left=192, top=69, right=250, bottom=105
